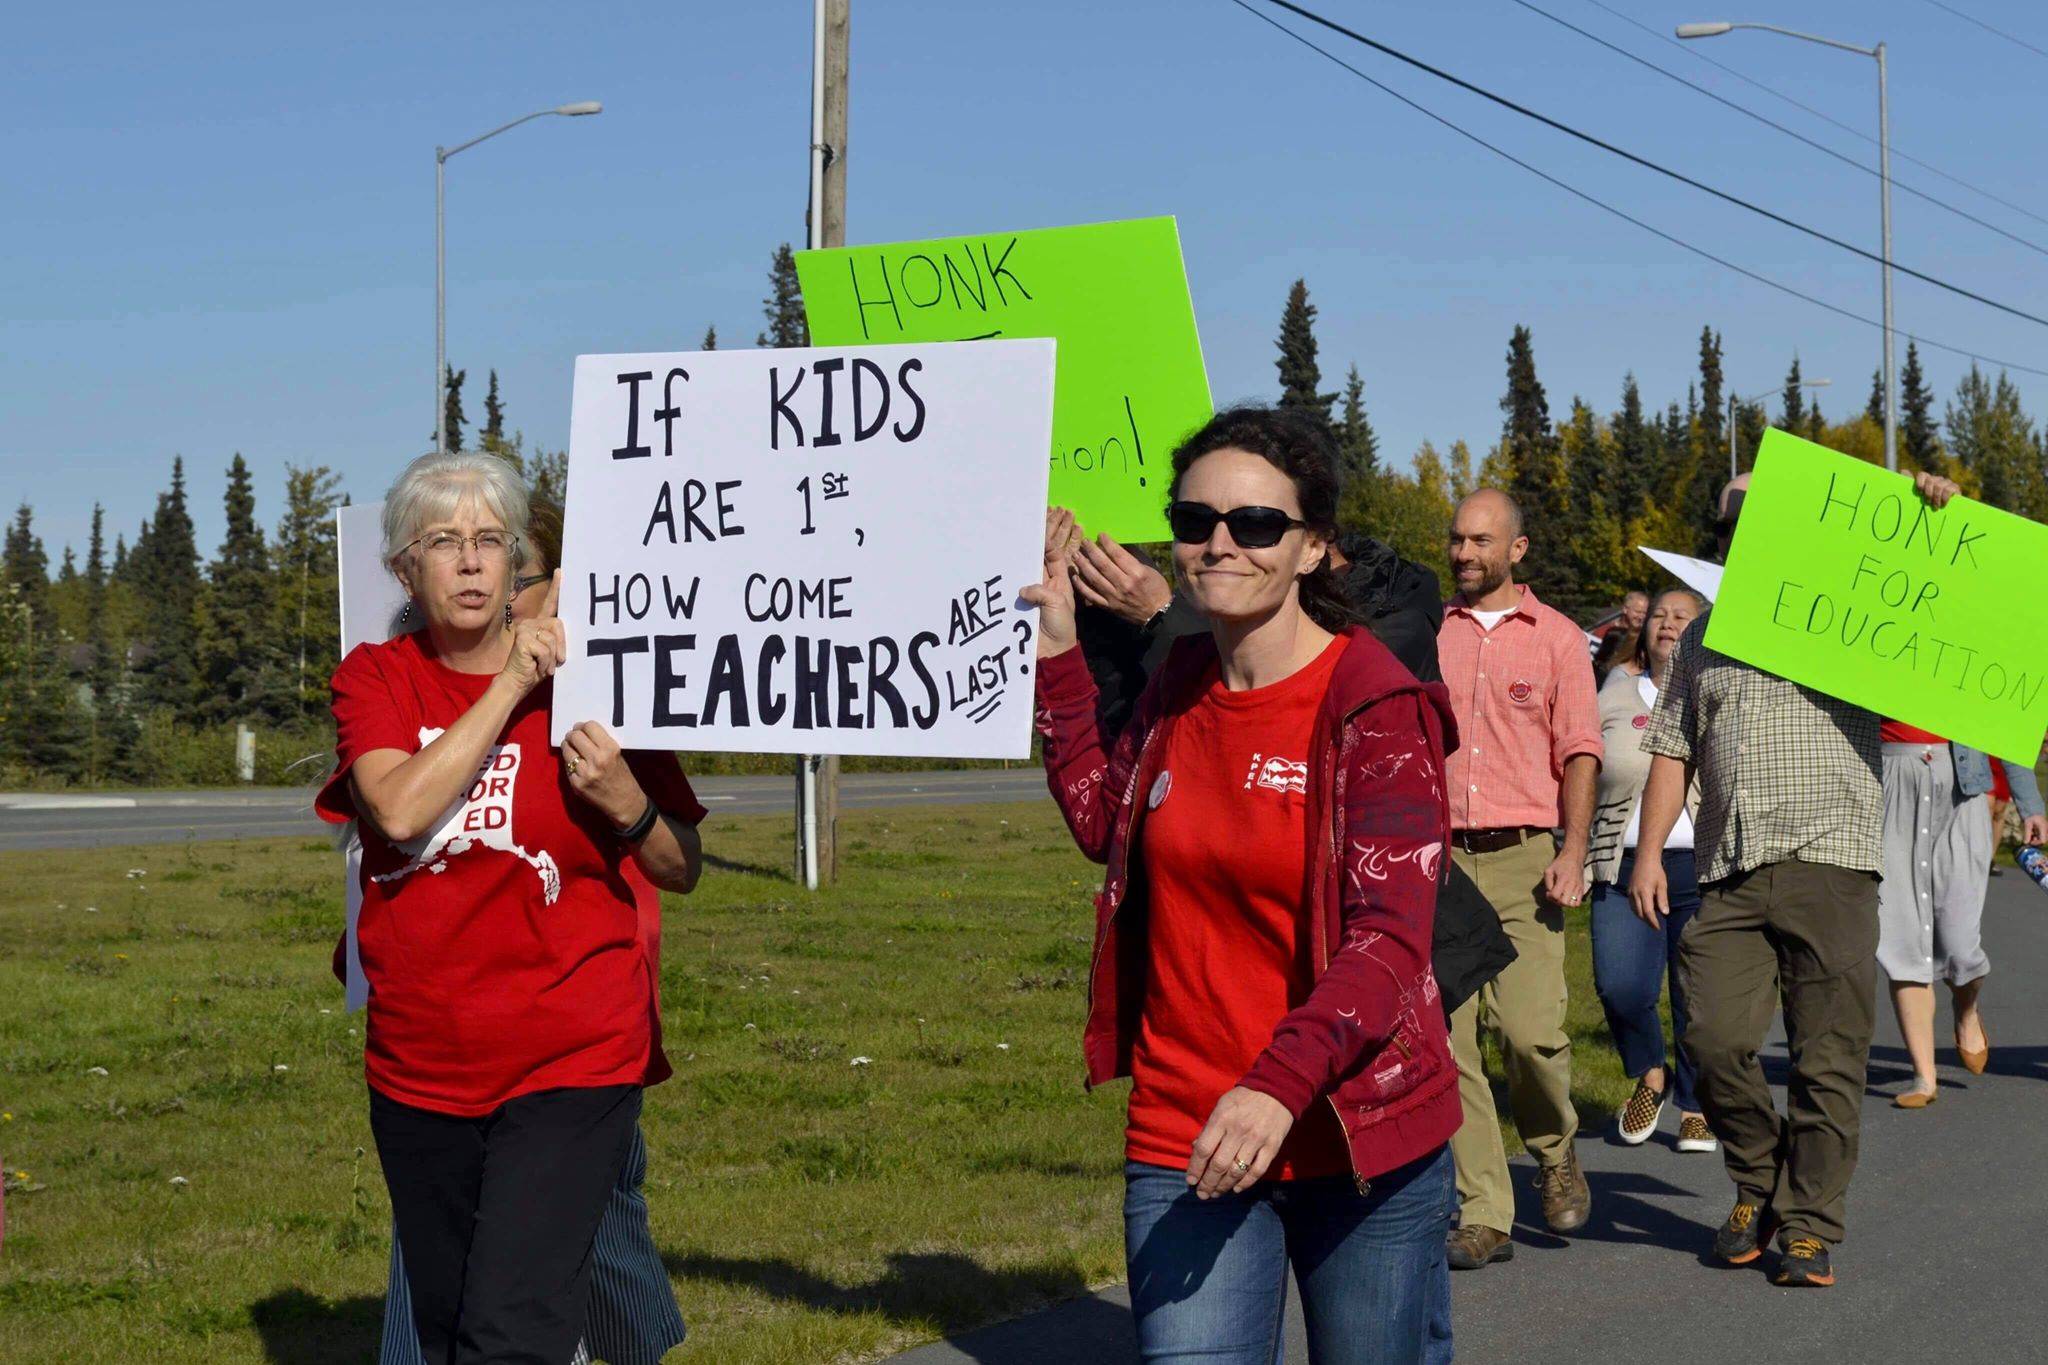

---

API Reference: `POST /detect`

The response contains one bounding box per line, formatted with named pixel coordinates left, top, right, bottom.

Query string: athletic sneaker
left=1617, top=1078, right=1666, bottom=1146
left=1773, top=1236, right=1836, bottom=1287
left=1676, top=1113, right=1719, bottom=1153
left=1713, top=1199, right=1768, bottom=1265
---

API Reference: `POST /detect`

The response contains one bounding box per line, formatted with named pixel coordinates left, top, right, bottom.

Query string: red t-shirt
left=316, top=633, right=705, bottom=1116
left=1127, top=637, right=1350, bottom=1180
left=1880, top=719, right=1946, bottom=745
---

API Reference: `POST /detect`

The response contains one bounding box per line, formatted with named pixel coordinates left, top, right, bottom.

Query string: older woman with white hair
left=317, top=451, right=705, bottom=1364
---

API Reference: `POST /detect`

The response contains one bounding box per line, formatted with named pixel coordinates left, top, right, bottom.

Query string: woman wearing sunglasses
left=316, top=452, right=707, bottom=1363
left=1027, top=406, right=1461, bottom=1363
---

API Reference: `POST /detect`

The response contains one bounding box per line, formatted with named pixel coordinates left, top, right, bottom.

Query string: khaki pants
left=1448, top=836, right=1579, bottom=1234
left=1679, top=858, right=1878, bottom=1245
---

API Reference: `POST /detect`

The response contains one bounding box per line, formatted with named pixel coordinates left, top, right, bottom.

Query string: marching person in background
left=1029, top=406, right=1461, bottom=1363
left=1876, top=723, right=2047, bottom=1108
left=370, top=497, right=688, bottom=1365
left=1584, top=588, right=1714, bottom=1153
left=1437, top=488, right=1602, bottom=1270
left=318, top=452, right=706, bottom=1363
left=1634, top=469, right=1960, bottom=1289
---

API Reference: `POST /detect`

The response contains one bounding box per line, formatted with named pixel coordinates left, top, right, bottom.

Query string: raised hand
left=501, top=571, right=566, bottom=697
left=1019, top=507, right=1081, bottom=659
left=1072, top=534, right=1172, bottom=628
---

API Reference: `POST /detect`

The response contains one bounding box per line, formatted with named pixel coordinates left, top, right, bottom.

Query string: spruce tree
left=1866, top=369, right=1885, bottom=427
left=1945, top=366, right=2047, bottom=519
left=198, top=455, right=278, bottom=722
left=482, top=369, right=506, bottom=449
left=1780, top=356, right=1806, bottom=434
left=441, top=367, right=468, bottom=451
left=3, top=504, right=51, bottom=625
left=701, top=325, right=718, bottom=350
left=757, top=244, right=809, bottom=348
left=1498, top=325, right=1574, bottom=609
left=1611, top=374, right=1651, bottom=527
left=57, top=547, right=76, bottom=585
left=1900, top=341, right=1938, bottom=471
left=1688, top=328, right=1728, bottom=556
left=85, top=504, right=114, bottom=703
left=112, top=533, right=127, bottom=577
left=137, top=457, right=202, bottom=715
left=1274, top=279, right=1333, bottom=427
left=1336, top=364, right=1380, bottom=494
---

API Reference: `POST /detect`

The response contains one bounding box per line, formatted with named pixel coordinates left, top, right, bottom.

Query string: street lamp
left=1728, top=378, right=1830, bottom=480
left=1678, top=21, right=1894, bottom=472
left=436, top=102, right=603, bottom=455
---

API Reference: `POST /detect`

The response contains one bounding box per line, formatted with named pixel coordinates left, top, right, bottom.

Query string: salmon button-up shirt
left=1439, top=584, right=1603, bottom=832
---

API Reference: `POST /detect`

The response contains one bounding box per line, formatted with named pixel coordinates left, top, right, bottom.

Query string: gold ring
left=566, top=756, right=580, bottom=776
left=1232, top=1158, right=1250, bottom=1173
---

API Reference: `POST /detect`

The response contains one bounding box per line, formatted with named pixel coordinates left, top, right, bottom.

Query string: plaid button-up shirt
left=1641, top=613, right=1882, bottom=884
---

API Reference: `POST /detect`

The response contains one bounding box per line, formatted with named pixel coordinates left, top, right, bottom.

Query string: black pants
left=368, top=1083, right=642, bottom=1365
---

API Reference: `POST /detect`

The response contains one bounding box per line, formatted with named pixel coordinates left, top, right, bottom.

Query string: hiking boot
left=1446, top=1224, right=1514, bottom=1269
left=1773, top=1235, right=1835, bottom=1287
left=1713, top=1199, right=1769, bottom=1265
left=1675, top=1113, right=1719, bottom=1153
left=1617, top=1078, right=1667, bottom=1146
left=1536, top=1146, right=1591, bottom=1233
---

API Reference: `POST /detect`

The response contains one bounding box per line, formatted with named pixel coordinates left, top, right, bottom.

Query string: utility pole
left=797, top=0, right=849, bottom=888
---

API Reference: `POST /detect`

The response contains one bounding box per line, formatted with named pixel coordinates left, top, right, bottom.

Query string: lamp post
left=1728, top=377, right=1830, bottom=480
left=436, top=102, right=603, bottom=455
left=1678, top=21, right=1893, bottom=472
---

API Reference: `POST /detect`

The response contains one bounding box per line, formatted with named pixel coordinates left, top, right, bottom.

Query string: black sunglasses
left=1166, top=501, right=1307, bottom=549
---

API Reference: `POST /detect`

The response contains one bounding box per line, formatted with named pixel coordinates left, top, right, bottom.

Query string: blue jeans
left=1591, top=848, right=1702, bottom=1114
left=1123, top=1144, right=1454, bottom=1365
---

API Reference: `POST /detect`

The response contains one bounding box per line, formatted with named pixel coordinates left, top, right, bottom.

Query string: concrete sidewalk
left=890, top=872, right=2048, bottom=1363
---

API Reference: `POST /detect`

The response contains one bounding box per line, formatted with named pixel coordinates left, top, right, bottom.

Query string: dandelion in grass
left=114, top=954, right=128, bottom=961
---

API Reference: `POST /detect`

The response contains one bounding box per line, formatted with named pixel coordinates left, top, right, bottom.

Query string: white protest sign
left=335, top=501, right=412, bottom=1012
left=552, top=339, right=1056, bottom=758
left=1639, top=546, right=1725, bottom=603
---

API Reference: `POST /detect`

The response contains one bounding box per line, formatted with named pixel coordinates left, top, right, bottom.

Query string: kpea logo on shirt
left=1507, top=679, right=1535, bottom=704
left=1243, top=752, right=1308, bottom=797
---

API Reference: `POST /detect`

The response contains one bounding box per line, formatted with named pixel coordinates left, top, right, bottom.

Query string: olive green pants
left=1679, top=858, right=1879, bottom=1245
left=1448, top=836, right=1579, bottom=1235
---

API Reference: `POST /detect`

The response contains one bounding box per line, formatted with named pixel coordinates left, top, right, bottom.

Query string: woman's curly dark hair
left=1166, top=404, right=1361, bottom=632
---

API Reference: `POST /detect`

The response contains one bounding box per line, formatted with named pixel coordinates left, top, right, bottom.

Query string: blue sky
left=8, top=1, right=2048, bottom=560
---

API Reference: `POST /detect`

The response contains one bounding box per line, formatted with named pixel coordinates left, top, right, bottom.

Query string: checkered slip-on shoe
left=1616, top=1078, right=1666, bottom=1146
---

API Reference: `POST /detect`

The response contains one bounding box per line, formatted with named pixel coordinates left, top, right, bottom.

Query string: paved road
left=892, top=871, right=2048, bottom=1364
left=0, top=769, right=1051, bottom=852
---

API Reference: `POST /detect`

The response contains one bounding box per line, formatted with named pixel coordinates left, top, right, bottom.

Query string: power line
left=1248, top=0, right=2048, bottom=331
left=1921, top=0, right=2048, bottom=62
left=1222, top=0, right=2048, bottom=380
left=1582, top=0, right=2048, bottom=232
left=1510, top=0, right=2048, bottom=261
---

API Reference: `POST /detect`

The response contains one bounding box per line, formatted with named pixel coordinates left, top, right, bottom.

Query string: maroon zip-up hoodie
left=1035, top=625, right=1462, bottom=1188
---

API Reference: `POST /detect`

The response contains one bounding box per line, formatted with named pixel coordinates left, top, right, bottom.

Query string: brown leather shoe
left=1957, top=1017, right=1989, bottom=1075
left=1446, top=1224, right=1514, bottom=1269
left=1537, top=1146, right=1591, bottom=1233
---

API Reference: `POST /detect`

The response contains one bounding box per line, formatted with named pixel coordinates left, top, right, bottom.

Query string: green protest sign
left=1706, top=428, right=2048, bottom=762
left=797, top=217, right=1210, bottom=541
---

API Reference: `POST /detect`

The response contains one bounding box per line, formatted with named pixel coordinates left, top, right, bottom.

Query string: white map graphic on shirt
left=370, top=727, right=562, bottom=904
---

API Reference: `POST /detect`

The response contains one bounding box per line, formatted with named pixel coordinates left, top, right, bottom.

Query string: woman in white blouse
left=1584, top=589, right=1714, bottom=1153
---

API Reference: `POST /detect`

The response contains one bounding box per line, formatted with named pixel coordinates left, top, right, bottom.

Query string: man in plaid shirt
left=1632, top=469, right=1960, bottom=1289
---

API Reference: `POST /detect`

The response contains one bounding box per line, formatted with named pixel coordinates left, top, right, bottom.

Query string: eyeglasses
left=402, top=530, right=520, bottom=563
left=1166, top=501, right=1307, bottom=549
left=511, top=572, right=551, bottom=596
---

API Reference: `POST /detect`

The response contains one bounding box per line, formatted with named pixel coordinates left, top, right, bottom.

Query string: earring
left=398, top=601, right=412, bottom=624
left=505, top=602, right=514, bottom=627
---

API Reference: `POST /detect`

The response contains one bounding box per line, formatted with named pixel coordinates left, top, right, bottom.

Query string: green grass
left=0, top=806, right=1629, bottom=1363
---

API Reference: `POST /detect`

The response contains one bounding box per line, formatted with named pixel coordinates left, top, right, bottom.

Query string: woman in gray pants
left=1876, top=723, right=2046, bottom=1107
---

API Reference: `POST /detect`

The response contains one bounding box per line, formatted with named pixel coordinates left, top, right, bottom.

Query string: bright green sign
left=1706, top=428, right=2048, bottom=763
left=797, top=217, right=1210, bottom=542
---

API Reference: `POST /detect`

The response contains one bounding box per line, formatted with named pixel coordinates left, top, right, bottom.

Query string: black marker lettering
left=612, top=371, right=653, bottom=459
